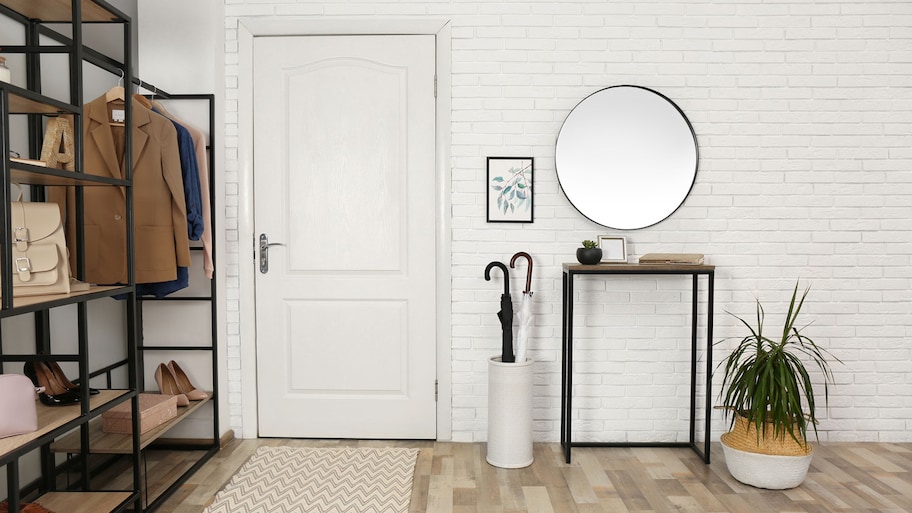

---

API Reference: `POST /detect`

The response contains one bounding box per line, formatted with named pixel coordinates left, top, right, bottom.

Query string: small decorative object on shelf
left=576, top=239, right=602, bottom=265
left=0, top=55, right=11, bottom=83
left=597, top=235, right=627, bottom=263
left=102, top=393, right=178, bottom=435
left=39, top=117, right=76, bottom=171
left=639, top=253, right=704, bottom=265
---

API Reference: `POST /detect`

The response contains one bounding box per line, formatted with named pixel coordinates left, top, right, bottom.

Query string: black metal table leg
left=704, top=272, right=715, bottom=463
left=561, top=270, right=568, bottom=458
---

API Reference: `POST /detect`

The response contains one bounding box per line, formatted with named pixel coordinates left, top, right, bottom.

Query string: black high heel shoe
left=23, top=361, right=81, bottom=406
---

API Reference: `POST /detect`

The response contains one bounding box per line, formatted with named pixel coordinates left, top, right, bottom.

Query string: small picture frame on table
left=598, top=235, right=627, bottom=263
left=486, top=157, right=533, bottom=223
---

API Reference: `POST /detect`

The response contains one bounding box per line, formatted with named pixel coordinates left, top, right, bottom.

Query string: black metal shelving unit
left=0, top=1, right=142, bottom=513
left=134, top=90, right=219, bottom=512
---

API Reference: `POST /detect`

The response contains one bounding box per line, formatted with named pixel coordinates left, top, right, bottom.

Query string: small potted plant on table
left=717, top=281, right=839, bottom=489
left=576, top=239, right=602, bottom=265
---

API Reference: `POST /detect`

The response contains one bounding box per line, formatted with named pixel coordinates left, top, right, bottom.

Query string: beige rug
left=204, top=446, right=419, bottom=513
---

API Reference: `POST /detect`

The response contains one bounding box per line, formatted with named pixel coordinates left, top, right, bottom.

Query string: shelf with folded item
left=32, top=491, right=136, bottom=513
left=0, top=389, right=130, bottom=463
left=49, top=393, right=213, bottom=455
left=0, top=0, right=124, bottom=23
left=0, top=285, right=134, bottom=317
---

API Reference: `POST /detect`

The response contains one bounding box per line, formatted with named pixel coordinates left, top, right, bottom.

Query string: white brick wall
left=223, top=0, right=912, bottom=443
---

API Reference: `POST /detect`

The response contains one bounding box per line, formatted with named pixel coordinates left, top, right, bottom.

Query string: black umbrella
left=485, top=261, right=514, bottom=363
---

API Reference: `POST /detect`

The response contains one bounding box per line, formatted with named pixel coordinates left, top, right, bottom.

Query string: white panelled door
left=253, top=35, right=437, bottom=438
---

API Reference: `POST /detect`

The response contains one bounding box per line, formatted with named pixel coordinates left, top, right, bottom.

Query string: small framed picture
left=487, top=157, right=533, bottom=223
left=598, top=235, right=627, bottom=263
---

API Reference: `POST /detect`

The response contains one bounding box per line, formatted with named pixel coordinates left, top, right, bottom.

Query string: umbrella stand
left=484, top=261, right=514, bottom=363
left=484, top=256, right=534, bottom=469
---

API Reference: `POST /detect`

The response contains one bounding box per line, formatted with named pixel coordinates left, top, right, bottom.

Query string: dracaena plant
left=717, top=281, right=839, bottom=445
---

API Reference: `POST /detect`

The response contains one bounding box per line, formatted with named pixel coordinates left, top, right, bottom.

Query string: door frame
left=236, top=18, right=453, bottom=440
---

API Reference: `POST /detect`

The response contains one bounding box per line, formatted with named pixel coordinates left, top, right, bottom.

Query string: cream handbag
left=4, top=189, right=71, bottom=297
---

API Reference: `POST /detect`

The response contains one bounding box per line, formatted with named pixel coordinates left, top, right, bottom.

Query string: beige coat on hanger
left=50, top=94, right=191, bottom=285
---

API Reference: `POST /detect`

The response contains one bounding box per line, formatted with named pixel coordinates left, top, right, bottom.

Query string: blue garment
left=113, top=266, right=189, bottom=300
left=155, top=108, right=204, bottom=241
left=118, top=110, right=202, bottom=299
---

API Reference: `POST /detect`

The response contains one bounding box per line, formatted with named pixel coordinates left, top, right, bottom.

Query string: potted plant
left=576, top=240, right=602, bottom=265
left=716, top=281, right=839, bottom=489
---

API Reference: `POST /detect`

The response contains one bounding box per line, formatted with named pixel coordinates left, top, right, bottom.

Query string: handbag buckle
left=16, top=257, right=32, bottom=281
left=14, top=226, right=29, bottom=251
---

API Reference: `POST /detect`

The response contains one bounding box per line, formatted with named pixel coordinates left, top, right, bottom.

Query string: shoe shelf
left=34, top=491, right=134, bottom=513
left=0, top=390, right=128, bottom=462
left=49, top=394, right=213, bottom=455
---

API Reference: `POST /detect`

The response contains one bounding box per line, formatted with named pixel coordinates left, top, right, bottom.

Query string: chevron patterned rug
left=203, top=446, right=419, bottom=513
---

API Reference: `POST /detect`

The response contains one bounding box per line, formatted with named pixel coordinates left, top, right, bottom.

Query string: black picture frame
left=486, top=157, right=534, bottom=223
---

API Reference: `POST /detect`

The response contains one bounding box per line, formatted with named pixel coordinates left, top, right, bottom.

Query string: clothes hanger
left=150, top=84, right=174, bottom=118
left=133, top=79, right=153, bottom=109
left=105, top=69, right=125, bottom=103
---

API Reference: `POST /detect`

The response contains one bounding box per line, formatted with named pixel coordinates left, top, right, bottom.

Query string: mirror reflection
left=555, top=85, right=698, bottom=230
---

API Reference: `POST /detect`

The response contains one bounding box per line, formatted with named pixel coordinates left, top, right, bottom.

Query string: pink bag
left=0, top=374, right=39, bottom=439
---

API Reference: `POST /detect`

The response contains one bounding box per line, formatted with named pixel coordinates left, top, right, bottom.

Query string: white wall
left=137, top=0, right=227, bottom=438
left=220, top=0, right=912, bottom=443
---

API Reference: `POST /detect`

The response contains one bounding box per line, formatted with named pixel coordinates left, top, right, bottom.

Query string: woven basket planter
left=721, top=434, right=814, bottom=489
left=720, top=414, right=814, bottom=489
left=725, top=414, right=812, bottom=456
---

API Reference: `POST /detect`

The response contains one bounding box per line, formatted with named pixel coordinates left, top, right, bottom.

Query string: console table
left=560, top=263, right=715, bottom=464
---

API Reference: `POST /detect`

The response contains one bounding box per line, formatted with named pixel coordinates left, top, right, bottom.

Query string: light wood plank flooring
left=149, top=439, right=912, bottom=513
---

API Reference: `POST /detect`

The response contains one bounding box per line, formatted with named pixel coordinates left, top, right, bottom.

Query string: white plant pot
left=720, top=433, right=814, bottom=489
left=486, top=356, right=534, bottom=469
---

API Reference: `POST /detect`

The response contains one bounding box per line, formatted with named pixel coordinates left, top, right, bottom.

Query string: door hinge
left=434, top=379, right=438, bottom=402
left=433, top=75, right=437, bottom=98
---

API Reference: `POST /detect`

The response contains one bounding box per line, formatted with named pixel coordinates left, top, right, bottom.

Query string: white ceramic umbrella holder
left=487, top=355, right=534, bottom=468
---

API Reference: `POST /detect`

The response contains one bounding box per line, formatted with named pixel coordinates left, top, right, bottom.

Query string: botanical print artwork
left=487, top=157, right=533, bottom=223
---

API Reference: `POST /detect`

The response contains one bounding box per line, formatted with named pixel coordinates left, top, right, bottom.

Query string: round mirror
left=555, top=85, right=698, bottom=230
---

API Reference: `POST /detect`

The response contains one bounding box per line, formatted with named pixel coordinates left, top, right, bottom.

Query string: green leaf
left=492, top=176, right=505, bottom=182
left=714, top=279, right=840, bottom=445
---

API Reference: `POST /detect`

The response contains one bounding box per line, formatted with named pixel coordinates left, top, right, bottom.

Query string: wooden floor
left=151, top=439, right=912, bottom=513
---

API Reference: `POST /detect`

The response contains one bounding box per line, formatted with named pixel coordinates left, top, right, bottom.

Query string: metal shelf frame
left=0, top=1, right=141, bottom=511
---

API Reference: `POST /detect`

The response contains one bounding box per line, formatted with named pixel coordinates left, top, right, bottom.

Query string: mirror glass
left=555, top=85, right=698, bottom=230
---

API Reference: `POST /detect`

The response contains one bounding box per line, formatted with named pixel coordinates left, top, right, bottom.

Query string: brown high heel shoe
left=24, top=361, right=80, bottom=406
left=154, top=363, right=189, bottom=407
left=46, top=360, right=100, bottom=395
left=167, top=360, right=209, bottom=401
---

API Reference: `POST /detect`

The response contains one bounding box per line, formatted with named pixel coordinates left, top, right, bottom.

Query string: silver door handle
left=259, top=233, right=284, bottom=274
